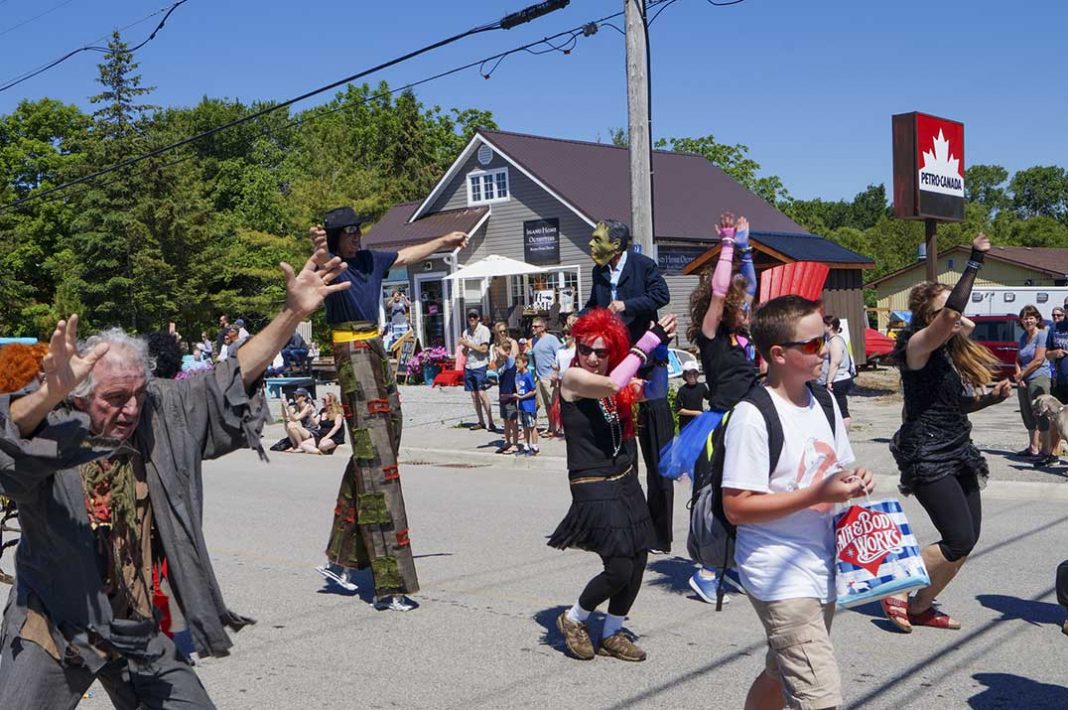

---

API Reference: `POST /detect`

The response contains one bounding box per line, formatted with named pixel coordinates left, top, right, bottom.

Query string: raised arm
left=236, top=251, right=350, bottom=389
left=906, top=233, right=990, bottom=371
left=561, top=314, right=676, bottom=401
left=9, top=315, right=109, bottom=437
left=702, top=213, right=738, bottom=339
left=395, top=231, right=469, bottom=268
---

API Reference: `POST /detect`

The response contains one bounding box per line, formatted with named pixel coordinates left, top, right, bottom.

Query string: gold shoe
left=598, top=631, right=647, bottom=662
left=556, top=611, right=595, bottom=660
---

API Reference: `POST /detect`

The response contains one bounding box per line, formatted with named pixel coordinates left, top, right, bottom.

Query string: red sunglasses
left=780, top=336, right=825, bottom=355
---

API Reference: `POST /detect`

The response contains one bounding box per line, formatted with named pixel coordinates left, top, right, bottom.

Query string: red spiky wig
left=0, top=343, right=48, bottom=394
left=570, top=308, right=638, bottom=438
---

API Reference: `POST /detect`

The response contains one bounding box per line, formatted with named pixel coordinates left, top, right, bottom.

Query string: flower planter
left=423, top=364, right=442, bottom=384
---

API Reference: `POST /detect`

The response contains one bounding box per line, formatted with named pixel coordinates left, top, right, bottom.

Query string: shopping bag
left=834, top=498, right=930, bottom=609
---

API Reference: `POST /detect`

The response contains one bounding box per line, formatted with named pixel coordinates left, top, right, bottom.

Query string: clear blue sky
left=1, top=0, right=1065, bottom=201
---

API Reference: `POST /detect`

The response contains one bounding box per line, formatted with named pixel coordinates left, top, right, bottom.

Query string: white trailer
left=965, top=287, right=1068, bottom=320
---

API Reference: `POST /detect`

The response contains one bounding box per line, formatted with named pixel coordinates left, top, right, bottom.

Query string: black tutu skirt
left=547, top=466, right=656, bottom=558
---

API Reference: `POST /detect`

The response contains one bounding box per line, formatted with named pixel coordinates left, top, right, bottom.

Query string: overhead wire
left=0, top=1, right=189, bottom=95
left=2, top=0, right=675, bottom=213
left=0, top=0, right=79, bottom=40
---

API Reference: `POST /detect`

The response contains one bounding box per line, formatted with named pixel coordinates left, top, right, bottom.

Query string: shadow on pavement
left=645, top=556, right=697, bottom=596
left=977, top=593, right=1064, bottom=627
left=532, top=604, right=571, bottom=657
left=315, top=568, right=374, bottom=604
left=969, top=672, right=1068, bottom=709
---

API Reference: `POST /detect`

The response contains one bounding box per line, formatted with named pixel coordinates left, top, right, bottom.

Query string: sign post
left=892, top=112, right=966, bottom=282
left=392, top=329, right=419, bottom=383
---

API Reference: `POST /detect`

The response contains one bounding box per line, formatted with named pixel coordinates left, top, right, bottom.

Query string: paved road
left=75, top=380, right=1067, bottom=708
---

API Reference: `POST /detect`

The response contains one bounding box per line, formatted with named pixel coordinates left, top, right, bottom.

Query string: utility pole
left=625, top=0, right=655, bottom=260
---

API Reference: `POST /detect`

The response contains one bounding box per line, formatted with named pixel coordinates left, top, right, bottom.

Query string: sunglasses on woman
left=780, top=336, right=825, bottom=355
left=577, top=343, right=610, bottom=358
left=1054, top=312, right=1065, bottom=319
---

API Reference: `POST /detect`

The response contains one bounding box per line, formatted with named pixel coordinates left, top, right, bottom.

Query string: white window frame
left=466, top=167, right=510, bottom=206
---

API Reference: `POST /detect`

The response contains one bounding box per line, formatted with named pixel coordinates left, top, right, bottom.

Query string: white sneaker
left=373, top=595, right=419, bottom=612
left=316, top=564, right=358, bottom=592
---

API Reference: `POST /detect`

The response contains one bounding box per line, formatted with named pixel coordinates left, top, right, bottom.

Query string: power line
left=0, top=0, right=601, bottom=212
left=0, top=0, right=79, bottom=40
left=18, top=2, right=670, bottom=212
left=0, top=1, right=189, bottom=95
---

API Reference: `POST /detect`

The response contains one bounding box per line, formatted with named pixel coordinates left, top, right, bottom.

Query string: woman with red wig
left=550, top=308, right=677, bottom=663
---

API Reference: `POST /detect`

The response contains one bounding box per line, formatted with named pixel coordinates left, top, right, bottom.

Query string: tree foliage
left=0, top=34, right=496, bottom=339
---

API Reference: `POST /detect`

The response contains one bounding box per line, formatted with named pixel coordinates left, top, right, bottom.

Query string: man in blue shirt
left=309, top=207, right=467, bottom=612
left=530, top=317, right=562, bottom=436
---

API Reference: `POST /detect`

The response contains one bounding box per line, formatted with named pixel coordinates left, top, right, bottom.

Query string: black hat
left=324, top=206, right=366, bottom=253
left=324, top=206, right=365, bottom=231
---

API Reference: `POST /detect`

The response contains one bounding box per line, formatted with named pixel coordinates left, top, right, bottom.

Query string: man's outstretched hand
left=282, top=251, right=351, bottom=318
left=41, top=314, right=109, bottom=403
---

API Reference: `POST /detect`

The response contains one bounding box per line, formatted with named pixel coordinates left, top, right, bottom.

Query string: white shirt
left=721, top=386, right=854, bottom=603
left=609, top=250, right=628, bottom=302
left=555, top=346, right=576, bottom=380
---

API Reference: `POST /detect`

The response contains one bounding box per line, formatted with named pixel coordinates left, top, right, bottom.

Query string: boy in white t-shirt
left=722, top=296, right=874, bottom=710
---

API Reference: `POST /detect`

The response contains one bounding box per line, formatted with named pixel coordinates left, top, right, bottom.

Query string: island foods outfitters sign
left=892, top=112, right=965, bottom=222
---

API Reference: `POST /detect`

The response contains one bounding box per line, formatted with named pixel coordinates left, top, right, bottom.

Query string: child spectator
left=722, top=295, right=874, bottom=710
left=514, top=353, right=539, bottom=456
left=493, top=323, right=520, bottom=454
left=674, top=360, right=707, bottom=431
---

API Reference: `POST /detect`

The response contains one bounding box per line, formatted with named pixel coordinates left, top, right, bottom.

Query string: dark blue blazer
left=584, top=249, right=670, bottom=343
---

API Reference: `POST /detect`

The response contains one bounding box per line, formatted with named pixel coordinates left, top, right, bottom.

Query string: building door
left=414, top=273, right=452, bottom=351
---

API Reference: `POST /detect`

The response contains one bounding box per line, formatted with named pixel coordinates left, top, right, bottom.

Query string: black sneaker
left=1034, top=454, right=1059, bottom=468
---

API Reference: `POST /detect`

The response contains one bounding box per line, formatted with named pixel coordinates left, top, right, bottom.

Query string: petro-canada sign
left=892, top=112, right=965, bottom=222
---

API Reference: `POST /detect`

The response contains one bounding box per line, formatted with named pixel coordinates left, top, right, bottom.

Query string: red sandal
left=907, top=605, right=961, bottom=630
left=880, top=597, right=912, bottom=633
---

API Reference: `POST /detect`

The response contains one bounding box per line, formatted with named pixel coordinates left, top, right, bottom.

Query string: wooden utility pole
left=625, top=0, right=655, bottom=259
left=924, top=219, right=938, bottom=282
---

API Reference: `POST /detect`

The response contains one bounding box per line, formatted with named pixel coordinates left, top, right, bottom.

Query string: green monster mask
left=589, top=222, right=620, bottom=266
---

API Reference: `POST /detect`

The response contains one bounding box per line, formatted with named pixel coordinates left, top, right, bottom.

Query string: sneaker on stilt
left=316, top=564, right=358, bottom=592
left=373, top=595, right=419, bottom=612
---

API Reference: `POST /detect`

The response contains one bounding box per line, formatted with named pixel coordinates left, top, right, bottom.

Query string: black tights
left=911, top=472, right=982, bottom=562
left=578, top=551, right=648, bottom=616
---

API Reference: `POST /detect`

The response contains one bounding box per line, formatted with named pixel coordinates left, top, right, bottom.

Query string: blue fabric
left=657, top=410, right=725, bottom=480
left=643, top=359, right=669, bottom=401
left=498, top=357, right=517, bottom=399
left=324, top=250, right=398, bottom=325
left=1018, top=329, right=1050, bottom=381
left=583, top=249, right=670, bottom=344
left=531, top=333, right=561, bottom=379
left=463, top=367, right=488, bottom=392
left=515, top=371, right=537, bottom=413
left=1046, top=321, right=1068, bottom=384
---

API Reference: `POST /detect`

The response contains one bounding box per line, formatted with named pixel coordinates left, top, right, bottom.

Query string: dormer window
left=467, top=168, right=509, bottom=206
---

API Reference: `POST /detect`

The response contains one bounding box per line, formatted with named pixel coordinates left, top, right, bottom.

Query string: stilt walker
left=311, top=207, right=468, bottom=611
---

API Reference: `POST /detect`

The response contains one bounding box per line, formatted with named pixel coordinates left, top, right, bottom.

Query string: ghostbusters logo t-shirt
left=722, top=386, right=854, bottom=603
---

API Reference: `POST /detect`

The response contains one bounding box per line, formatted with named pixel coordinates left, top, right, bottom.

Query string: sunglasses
left=1054, top=313, right=1065, bottom=318
left=779, top=336, right=825, bottom=355
left=577, top=343, right=610, bottom=358
left=341, top=225, right=361, bottom=235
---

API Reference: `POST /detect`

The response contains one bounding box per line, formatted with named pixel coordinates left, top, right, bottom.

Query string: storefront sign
left=523, top=218, right=560, bottom=265
left=658, top=246, right=707, bottom=275
left=892, top=112, right=965, bottom=222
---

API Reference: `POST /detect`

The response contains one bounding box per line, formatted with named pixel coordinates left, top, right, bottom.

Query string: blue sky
left=1, top=0, right=1064, bottom=201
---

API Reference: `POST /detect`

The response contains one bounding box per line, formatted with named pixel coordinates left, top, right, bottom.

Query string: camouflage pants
left=325, top=327, right=418, bottom=596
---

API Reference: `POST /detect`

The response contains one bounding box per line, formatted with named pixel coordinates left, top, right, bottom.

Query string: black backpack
left=686, top=383, right=836, bottom=610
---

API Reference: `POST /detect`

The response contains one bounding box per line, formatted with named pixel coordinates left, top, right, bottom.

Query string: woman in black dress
left=551, top=308, right=676, bottom=662
left=884, top=233, right=1012, bottom=632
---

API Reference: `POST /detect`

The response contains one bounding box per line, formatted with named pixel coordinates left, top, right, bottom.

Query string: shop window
left=467, top=168, right=509, bottom=206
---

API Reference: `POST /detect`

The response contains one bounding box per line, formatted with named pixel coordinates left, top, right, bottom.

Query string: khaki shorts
left=748, top=596, right=841, bottom=710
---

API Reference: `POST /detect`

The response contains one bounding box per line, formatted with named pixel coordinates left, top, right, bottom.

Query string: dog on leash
left=1032, top=394, right=1068, bottom=458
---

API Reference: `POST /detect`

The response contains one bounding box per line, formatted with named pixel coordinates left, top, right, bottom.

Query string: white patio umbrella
left=444, top=254, right=546, bottom=280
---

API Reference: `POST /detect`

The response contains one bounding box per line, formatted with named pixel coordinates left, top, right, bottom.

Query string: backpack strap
left=744, top=382, right=837, bottom=476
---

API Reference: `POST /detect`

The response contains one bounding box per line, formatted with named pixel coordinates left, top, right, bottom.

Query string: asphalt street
left=71, top=379, right=1068, bottom=709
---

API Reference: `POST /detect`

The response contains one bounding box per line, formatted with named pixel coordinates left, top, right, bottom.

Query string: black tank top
left=560, top=397, right=636, bottom=478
